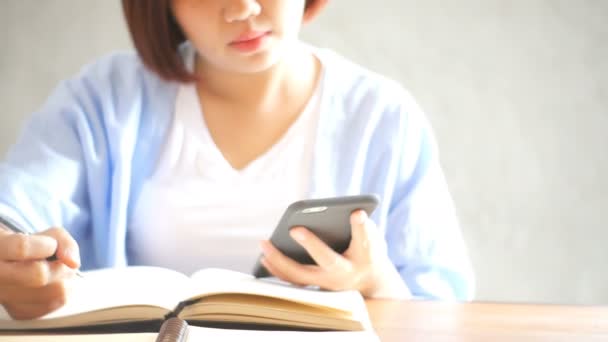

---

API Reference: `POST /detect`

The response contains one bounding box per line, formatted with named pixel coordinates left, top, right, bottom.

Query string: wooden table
left=366, top=300, right=608, bottom=341
left=3, top=300, right=608, bottom=341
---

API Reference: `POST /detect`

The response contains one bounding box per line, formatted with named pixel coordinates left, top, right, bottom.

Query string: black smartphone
left=252, top=194, right=380, bottom=278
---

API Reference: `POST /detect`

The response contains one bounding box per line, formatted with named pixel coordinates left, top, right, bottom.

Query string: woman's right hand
left=0, top=227, right=81, bottom=320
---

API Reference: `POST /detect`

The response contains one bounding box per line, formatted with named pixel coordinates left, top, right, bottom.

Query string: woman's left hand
left=259, top=210, right=411, bottom=298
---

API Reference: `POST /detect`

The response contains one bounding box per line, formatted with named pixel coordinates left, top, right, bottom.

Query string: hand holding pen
left=0, top=216, right=83, bottom=320
left=0, top=216, right=82, bottom=276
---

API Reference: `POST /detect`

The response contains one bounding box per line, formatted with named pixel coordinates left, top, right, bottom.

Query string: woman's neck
left=194, top=44, right=319, bottom=117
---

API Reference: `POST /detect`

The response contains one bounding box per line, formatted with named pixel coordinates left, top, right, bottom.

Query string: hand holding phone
left=252, top=194, right=379, bottom=278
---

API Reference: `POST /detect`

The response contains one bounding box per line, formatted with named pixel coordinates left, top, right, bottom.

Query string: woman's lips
left=229, top=31, right=271, bottom=53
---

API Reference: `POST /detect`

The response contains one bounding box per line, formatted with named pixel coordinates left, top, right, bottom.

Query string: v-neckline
left=182, top=73, right=326, bottom=178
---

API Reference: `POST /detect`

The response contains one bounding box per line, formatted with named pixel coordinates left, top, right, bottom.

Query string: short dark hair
left=122, top=0, right=317, bottom=83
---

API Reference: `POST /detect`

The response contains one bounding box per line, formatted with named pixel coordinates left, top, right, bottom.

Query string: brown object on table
left=366, top=299, right=608, bottom=341
left=155, top=318, right=188, bottom=342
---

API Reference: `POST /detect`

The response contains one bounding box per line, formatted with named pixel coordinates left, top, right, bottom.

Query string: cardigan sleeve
left=0, top=77, right=94, bottom=237
left=384, top=93, right=475, bottom=301
left=0, top=53, right=133, bottom=269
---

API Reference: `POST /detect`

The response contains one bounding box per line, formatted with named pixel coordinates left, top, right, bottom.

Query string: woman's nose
left=223, top=0, right=262, bottom=23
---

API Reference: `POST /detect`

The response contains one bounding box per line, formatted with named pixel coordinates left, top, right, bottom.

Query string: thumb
left=349, top=210, right=370, bottom=251
left=38, top=227, right=81, bottom=269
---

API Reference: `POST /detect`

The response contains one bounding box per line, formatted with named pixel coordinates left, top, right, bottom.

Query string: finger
left=0, top=280, right=67, bottom=305
left=260, top=257, right=307, bottom=287
left=2, top=281, right=68, bottom=320
left=289, top=227, right=348, bottom=271
left=0, top=259, right=73, bottom=288
left=349, top=210, right=370, bottom=249
left=3, top=300, right=65, bottom=320
left=39, top=227, right=80, bottom=269
left=0, top=234, right=58, bottom=261
left=260, top=240, right=318, bottom=285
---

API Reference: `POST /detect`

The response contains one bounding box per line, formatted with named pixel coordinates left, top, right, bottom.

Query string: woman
left=0, top=0, right=474, bottom=320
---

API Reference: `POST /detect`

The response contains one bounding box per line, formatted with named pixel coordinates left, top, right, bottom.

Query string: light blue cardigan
left=0, top=45, right=474, bottom=300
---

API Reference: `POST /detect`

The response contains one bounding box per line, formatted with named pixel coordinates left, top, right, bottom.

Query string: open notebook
left=0, top=266, right=373, bottom=333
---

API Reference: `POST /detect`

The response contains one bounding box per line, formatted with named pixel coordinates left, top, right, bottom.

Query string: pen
left=156, top=317, right=189, bottom=342
left=0, top=215, right=84, bottom=278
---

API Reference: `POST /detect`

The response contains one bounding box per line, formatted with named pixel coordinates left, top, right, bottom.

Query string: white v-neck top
left=129, top=64, right=323, bottom=275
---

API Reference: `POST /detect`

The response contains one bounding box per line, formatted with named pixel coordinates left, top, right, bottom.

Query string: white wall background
left=1, top=0, right=606, bottom=305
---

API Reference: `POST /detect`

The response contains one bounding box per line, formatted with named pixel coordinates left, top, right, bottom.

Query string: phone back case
left=253, top=194, right=379, bottom=277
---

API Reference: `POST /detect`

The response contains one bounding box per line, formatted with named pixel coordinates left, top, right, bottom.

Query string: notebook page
left=188, top=268, right=370, bottom=325
left=0, top=266, right=193, bottom=323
